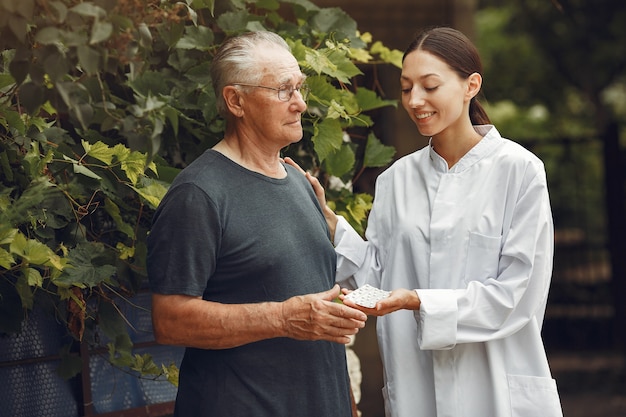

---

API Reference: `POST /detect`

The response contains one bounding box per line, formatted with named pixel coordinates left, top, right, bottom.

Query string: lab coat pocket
left=508, top=374, right=563, bottom=417
left=464, top=232, right=501, bottom=284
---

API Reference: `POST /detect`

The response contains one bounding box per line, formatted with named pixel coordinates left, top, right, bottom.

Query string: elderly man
left=146, top=31, right=367, bottom=417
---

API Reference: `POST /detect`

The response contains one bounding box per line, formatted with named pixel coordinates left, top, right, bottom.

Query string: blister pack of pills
left=344, top=284, right=391, bottom=308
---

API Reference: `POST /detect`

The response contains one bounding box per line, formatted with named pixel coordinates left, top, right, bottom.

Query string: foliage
left=0, top=0, right=400, bottom=383
left=475, top=0, right=626, bottom=237
left=476, top=0, right=626, bottom=135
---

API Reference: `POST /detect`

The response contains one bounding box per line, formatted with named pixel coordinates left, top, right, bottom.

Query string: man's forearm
left=152, top=294, right=285, bottom=350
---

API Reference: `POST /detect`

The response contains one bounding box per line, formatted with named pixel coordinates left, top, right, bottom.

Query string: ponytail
left=470, top=98, right=491, bottom=125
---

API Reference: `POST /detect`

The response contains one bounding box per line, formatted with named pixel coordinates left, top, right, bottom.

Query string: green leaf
left=163, top=106, right=181, bottom=137
left=34, top=27, right=63, bottom=45
left=323, top=144, right=355, bottom=178
left=137, top=23, right=152, bottom=49
left=1, top=178, right=57, bottom=226
left=326, top=99, right=352, bottom=121
left=331, top=191, right=373, bottom=236
left=55, top=242, right=116, bottom=288
left=77, top=45, right=101, bottom=74
left=82, top=140, right=114, bottom=164
left=0, top=73, right=16, bottom=89
left=0, top=228, right=18, bottom=246
left=302, top=46, right=364, bottom=83
left=256, top=0, right=280, bottom=11
left=9, top=59, right=29, bottom=85
left=354, top=88, right=397, bottom=112
left=90, top=21, right=112, bottom=44
left=131, top=178, right=169, bottom=209
left=63, top=155, right=102, bottom=180
left=370, top=41, right=403, bottom=68
left=104, top=198, right=135, bottom=239
left=24, top=267, right=43, bottom=287
left=163, top=362, right=180, bottom=386
left=10, top=232, right=63, bottom=269
left=0, top=247, right=15, bottom=269
left=15, top=272, right=34, bottom=309
left=0, top=152, right=12, bottom=182
left=312, top=118, right=343, bottom=162
left=71, top=103, right=94, bottom=130
left=127, top=71, right=167, bottom=98
left=121, top=151, right=150, bottom=185
left=310, top=7, right=359, bottom=44
left=347, top=193, right=373, bottom=221
left=43, top=49, right=70, bottom=83
left=304, top=48, right=338, bottom=77
left=74, top=162, right=102, bottom=180
left=1, top=109, right=25, bottom=134
left=348, top=47, right=372, bottom=63
left=363, top=133, right=396, bottom=168
left=323, top=49, right=362, bottom=83
left=49, top=1, right=68, bottom=23
left=216, top=10, right=259, bottom=32
left=176, top=25, right=215, bottom=51
left=189, top=0, right=213, bottom=13
left=156, top=19, right=185, bottom=48
left=18, top=82, right=45, bottom=115
left=70, top=2, right=106, bottom=19
left=55, top=81, right=91, bottom=119
left=116, top=242, right=135, bottom=260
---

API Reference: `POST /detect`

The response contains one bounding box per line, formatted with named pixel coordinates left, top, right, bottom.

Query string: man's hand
left=281, top=284, right=367, bottom=344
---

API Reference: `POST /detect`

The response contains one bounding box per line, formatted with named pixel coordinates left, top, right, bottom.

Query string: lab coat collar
left=428, top=125, right=503, bottom=173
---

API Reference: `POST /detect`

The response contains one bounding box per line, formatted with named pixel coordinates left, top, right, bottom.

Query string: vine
left=0, top=0, right=401, bottom=383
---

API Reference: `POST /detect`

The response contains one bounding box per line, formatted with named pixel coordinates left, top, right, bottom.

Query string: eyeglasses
left=232, top=83, right=310, bottom=102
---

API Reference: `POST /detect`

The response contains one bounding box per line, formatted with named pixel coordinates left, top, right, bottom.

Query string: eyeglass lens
left=279, top=85, right=309, bottom=101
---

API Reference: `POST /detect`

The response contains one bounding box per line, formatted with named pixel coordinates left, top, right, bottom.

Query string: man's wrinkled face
left=238, top=47, right=308, bottom=148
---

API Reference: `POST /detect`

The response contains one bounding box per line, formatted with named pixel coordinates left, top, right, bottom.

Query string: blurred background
left=311, top=0, right=626, bottom=416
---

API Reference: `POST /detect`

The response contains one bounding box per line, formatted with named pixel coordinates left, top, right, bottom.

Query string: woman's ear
left=223, top=85, right=244, bottom=117
left=466, top=72, right=482, bottom=101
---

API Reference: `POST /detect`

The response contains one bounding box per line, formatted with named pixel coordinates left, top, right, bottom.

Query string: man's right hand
left=280, top=284, right=367, bottom=344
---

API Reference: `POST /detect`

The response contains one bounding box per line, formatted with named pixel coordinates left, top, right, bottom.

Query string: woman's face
left=400, top=50, right=474, bottom=139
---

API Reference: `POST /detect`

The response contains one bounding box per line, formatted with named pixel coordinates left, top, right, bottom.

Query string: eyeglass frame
left=231, top=82, right=310, bottom=102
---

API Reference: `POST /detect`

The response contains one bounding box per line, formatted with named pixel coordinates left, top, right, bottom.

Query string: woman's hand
left=283, top=157, right=338, bottom=240
left=340, top=288, right=421, bottom=316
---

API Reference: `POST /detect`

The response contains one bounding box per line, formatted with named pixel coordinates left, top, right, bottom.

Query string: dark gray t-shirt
left=147, top=150, right=352, bottom=417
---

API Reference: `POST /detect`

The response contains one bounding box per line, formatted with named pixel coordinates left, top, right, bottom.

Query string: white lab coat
left=335, top=126, right=563, bottom=417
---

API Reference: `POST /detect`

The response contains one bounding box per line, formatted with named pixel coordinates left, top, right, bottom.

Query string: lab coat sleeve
left=334, top=216, right=367, bottom=286
left=417, top=166, right=554, bottom=350
left=414, top=289, right=462, bottom=350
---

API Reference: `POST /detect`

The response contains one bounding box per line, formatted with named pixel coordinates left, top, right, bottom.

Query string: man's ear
left=223, top=85, right=244, bottom=117
left=466, top=72, right=482, bottom=101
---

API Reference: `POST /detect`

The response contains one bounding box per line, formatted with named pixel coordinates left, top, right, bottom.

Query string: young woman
left=289, top=26, right=563, bottom=417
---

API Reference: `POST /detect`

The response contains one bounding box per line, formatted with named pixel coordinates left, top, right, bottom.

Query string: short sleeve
left=147, top=183, right=220, bottom=296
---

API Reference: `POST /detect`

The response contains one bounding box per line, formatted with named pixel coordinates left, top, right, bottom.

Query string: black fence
left=0, top=292, right=183, bottom=417
left=527, top=137, right=615, bottom=351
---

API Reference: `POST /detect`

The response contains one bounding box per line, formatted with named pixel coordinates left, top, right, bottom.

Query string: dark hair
left=403, top=27, right=491, bottom=125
